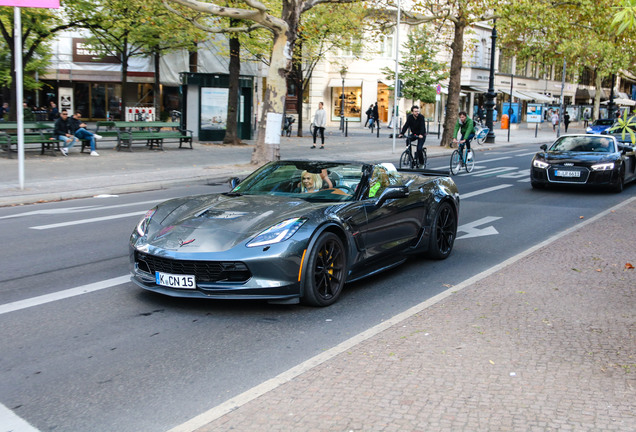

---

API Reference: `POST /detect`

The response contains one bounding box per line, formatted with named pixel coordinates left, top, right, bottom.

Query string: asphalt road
left=1, top=143, right=634, bottom=432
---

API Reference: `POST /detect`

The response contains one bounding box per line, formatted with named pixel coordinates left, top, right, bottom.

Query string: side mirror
left=540, top=144, right=548, bottom=151
left=229, top=177, right=241, bottom=189
left=377, top=185, right=409, bottom=205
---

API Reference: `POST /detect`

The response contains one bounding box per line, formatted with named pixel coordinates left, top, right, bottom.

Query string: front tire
left=399, top=150, right=413, bottom=170
left=426, top=201, right=457, bottom=259
left=301, top=232, right=346, bottom=307
left=450, top=150, right=462, bottom=175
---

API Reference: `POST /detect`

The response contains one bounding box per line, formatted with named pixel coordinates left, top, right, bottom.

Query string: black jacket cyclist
left=398, top=105, right=427, bottom=166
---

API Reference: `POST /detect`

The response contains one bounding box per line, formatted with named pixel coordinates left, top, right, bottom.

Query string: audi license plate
left=156, top=271, right=196, bottom=289
left=555, top=170, right=580, bottom=177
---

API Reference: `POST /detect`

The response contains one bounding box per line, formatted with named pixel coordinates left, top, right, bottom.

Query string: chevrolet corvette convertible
left=530, top=134, right=636, bottom=192
left=130, top=161, right=459, bottom=306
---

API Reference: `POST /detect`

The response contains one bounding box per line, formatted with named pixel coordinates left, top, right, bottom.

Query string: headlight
left=591, top=162, right=614, bottom=171
left=247, top=218, right=307, bottom=247
left=136, top=207, right=157, bottom=236
left=533, top=159, right=549, bottom=169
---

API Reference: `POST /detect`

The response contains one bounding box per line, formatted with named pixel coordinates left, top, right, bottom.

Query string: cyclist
left=398, top=105, right=427, bottom=167
left=452, top=111, right=476, bottom=158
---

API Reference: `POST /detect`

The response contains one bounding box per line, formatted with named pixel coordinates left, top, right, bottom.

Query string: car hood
left=539, top=151, right=616, bottom=164
left=144, top=194, right=329, bottom=252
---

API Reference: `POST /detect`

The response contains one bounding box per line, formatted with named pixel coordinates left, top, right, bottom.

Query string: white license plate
left=155, top=271, right=196, bottom=289
left=555, top=170, right=580, bottom=177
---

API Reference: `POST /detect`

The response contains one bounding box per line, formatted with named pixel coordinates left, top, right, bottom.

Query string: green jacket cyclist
left=452, top=111, right=476, bottom=154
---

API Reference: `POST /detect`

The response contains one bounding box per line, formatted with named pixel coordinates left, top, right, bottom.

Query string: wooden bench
left=0, top=122, right=62, bottom=158
left=112, top=121, right=193, bottom=151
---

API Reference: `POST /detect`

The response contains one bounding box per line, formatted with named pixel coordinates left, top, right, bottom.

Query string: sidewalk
left=0, top=121, right=570, bottom=207
left=184, top=197, right=635, bottom=432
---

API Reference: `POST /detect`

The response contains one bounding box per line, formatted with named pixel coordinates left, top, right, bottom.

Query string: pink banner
left=0, top=0, right=60, bottom=8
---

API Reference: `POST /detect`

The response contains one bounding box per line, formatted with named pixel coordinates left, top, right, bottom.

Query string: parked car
left=130, top=160, right=460, bottom=306
left=585, top=118, right=614, bottom=134
left=530, top=134, right=636, bottom=192
left=601, top=119, right=636, bottom=144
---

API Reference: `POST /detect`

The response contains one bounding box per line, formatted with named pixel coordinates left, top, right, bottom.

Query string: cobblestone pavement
left=182, top=199, right=635, bottom=432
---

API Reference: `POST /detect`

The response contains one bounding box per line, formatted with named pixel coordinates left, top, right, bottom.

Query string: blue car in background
left=586, top=118, right=614, bottom=134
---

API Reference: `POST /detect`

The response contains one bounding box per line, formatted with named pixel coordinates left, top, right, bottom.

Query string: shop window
left=331, top=86, right=362, bottom=121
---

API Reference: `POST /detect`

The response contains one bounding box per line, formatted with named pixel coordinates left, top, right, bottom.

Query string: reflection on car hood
left=146, top=194, right=327, bottom=252
left=541, top=151, right=615, bottom=164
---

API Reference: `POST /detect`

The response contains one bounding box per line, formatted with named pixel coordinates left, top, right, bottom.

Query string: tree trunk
left=154, top=51, right=161, bottom=117
left=294, top=39, right=303, bottom=137
left=440, top=17, right=466, bottom=147
left=223, top=30, right=241, bottom=145
left=250, top=2, right=299, bottom=165
left=593, top=70, right=602, bottom=121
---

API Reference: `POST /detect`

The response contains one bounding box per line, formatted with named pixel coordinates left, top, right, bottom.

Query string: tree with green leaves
left=499, top=0, right=635, bottom=121
left=612, top=0, right=636, bottom=34
left=400, top=1, right=496, bottom=147
left=382, top=26, right=448, bottom=105
left=0, top=4, right=81, bottom=121
left=291, top=2, right=371, bottom=136
left=167, top=0, right=370, bottom=165
left=65, top=0, right=205, bottom=117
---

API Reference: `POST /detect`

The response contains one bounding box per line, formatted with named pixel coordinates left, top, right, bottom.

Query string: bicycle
left=450, top=140, right=475, bottom=175
left=399, top=134, right=427, bottom=169
left=474, top=120, right=489, bottom=145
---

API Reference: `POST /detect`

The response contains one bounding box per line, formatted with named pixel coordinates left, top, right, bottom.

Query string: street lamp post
left=484, top=19, right=497, bottom=144
left=340, top=67, right=347, bottom=132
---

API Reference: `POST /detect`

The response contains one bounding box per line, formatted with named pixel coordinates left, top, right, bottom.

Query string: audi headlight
left=136, top=207, right=157, bottom=236
left=247, top=218, right=307, bottom=247
left=533, top=159, right=549, bottom=169
left=591, top=162, right=614, bottom=171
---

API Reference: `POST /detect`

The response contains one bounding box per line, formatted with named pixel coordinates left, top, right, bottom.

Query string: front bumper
left=129, top=243, right=303, bottom=301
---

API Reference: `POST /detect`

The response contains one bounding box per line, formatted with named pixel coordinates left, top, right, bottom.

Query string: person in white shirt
left=311, top=102, right=327, bottom=149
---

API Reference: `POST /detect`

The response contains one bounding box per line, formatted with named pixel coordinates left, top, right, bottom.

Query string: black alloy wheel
left=302, top=232, right=346, bottom=306
left=426, top=201, right=457, bottom=259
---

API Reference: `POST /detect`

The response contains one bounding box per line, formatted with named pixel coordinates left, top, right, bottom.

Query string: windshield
left=549, top=136, right=615, bottom=153
left=230, top=161, right=366, bottom=202
left=593, top=119, right=614, bottom=126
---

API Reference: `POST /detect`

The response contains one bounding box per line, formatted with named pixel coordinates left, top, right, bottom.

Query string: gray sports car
left=129, top=160, right=460, bottom=306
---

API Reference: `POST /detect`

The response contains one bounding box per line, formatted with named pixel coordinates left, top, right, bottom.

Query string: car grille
left=547, top=166, right=590, bottom=183
left=135, top=251, right=251, bottom=283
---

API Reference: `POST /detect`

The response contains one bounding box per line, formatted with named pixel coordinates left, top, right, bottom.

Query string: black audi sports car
left=130, top=160, right=460, bottom=306
left=530, top=134, right=636, bottom=192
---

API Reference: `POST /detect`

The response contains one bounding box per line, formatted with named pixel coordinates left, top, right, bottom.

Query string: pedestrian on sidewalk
left=372, top=102, right=380, bottom=130
left=364, top=104, right=373, bottom=127
left=563, top=110, right=570, bottom=133
left=583, top=109, right=591, bottom=127
left=48, top=101, right=59, bottom=121
left=54, top=109, right=79, bottom=156
left=311, top=102, right=326, bottom=149
left=551, top=109, right=560, bottom=132
left=71, top=111, right=103, bottom=156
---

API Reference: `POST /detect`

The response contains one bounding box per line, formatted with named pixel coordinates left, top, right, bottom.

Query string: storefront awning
left=439, top=86, right=466, bottom=96
left=328, top=79, right=363, bottom=87
left=601, top=98, right=636, bottom=106
left=516, top=90, right=553, bottom=102
left=498, top=88, right=533, bottom=101
left=468, top=86, right=489, bottom=93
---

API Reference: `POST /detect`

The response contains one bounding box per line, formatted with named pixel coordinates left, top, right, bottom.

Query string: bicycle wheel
left=450, top=150, right=462, bottom=175
left=465, top=150, right=475, bottom=172
left=399, top=150, right=413, bottom=169
left=420, top=148, right=427, bottom=169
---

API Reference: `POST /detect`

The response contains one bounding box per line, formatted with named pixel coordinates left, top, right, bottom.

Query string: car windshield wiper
left=224, top=192, right=243, bottom=197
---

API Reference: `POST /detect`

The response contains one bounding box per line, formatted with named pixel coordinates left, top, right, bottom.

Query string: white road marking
left=457, top=216, right=502, bottom=239
left=497, top=169, right=530, bottom=179
left=461, top=184, right=513, bottom=198
left=30, top=211, right=145, bottom=230
left=514, top=151, right=540, bottom=157
left=168, top=196, right=636, bottom=432
left=0, top=403, right=39, bottom=432
left=0, top=275, right=129, bottom=316
left=1, top=199, right=162, bottom=220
